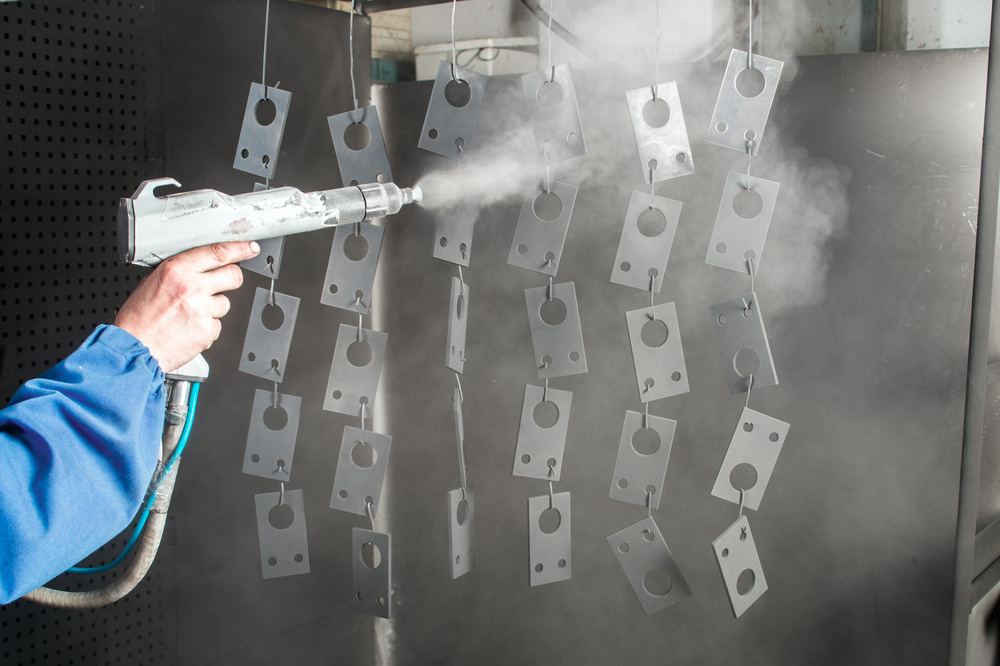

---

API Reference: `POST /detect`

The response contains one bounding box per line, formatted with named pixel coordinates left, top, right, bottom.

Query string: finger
left=210, top=294, right=232, bottom=319
left=198, top=263, right=244, bottom=295
left=172, top=241, right=260, bottom=273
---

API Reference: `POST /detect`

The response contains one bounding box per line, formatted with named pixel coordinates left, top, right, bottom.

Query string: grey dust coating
left=255, top=489, right=310, bottom=580
left=512, top=384, right=573, bottom=482
left=611, top=191, right=682, bottom=293
left=331, top=425, right=393, bottom=518
left=233, top=83, right=292, bottom=178
left=712, top=515, right=768, bottom=618
left=706, top=171, right=781, bottom=274
left=626, top=82, right=696, bottom=184
left=239, top=287, right=300, bottom=383
left=709, top=291, right=778, bottom=394
left=711, top=407, right=790, bottom=512
left=242, top=388, right=301, bottom=481
left=353, top=528, right=392, bottom=618
left=446, top=276, right=469, bottom=373
left=528, top=492, right=572, bottom=587
left=609, top=410, right=677, bottom=510
left=525, top=281, right=588, bottom=379
left=507, top=179, right=578, bottom=277
left=418, top=61, right=487, bottom=160
left=448, top=486, right=475, bottom=580
left=607, top=516, right=692, bottom=616
left=328, top=104, right=394, bottom=185
left=320, top=221, right=384, bottom=315
left=239, top=183, right=286, bottom=279
left=707, top=50, right=784, bottom=155
left=626, top=302, right=690, bottom=402
left=522, top=64, right=587, bottom=163
left=323, top=324, right=388, bottom=416
left=433, top=213, right=474, bottom=266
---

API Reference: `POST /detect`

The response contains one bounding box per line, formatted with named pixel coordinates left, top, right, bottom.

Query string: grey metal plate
left=609, top=410, right=676, bottom=510
left=323, top=323, right=388, bottom=416
left=711, top=407, right=789, bottom=512
left=448, top=486, right=475, bottom=579
left=432, top=213, right=474, bottom=266
left=238, top=287, right=301, bottom=382
left=626, top=302, right=690, bottom=401
left=522, top=64, right=587, bottom=163
left=705, top=171, right=781, bottom=273
left=611, top=191, right=682, bottom=293
left=328, top=104, right=394, bottom=185
left=707, top=50, right=784, bottom=155
left=353, top=528, right=392, bottom=618
left=233, top=83, right=292, bottom=178
left=525, top=281, right=588, bottom=379
left=240, top=182, right=286, bottom=278
left=446, top=276, right=468, bottom=373
left=243, top=388, right=302, bottom=481
left=418, top=61, right=488, bottom=160
left=507, top=180, right=578, bottom=276
left=528, top=492, right=571, bottom=587
left=607, top=516, right=691, bottom=615
left=712, top=515, right=768, bottom=618
left=331, top=425, right=393, bottom=517
left=320, top=221, right=385, bottom=314
left=255, top=489, right=310, bottom=579
left=626, top=82, right=695, bottom=183
left=512, top=384, right=572, bottom=482
left=709, top=291, right=778, bottom=394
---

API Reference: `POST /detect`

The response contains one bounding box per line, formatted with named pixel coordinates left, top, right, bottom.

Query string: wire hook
left=272, top=381, right=278, bottom=409
left=279, top=480, right=285, bottom=506
left=455, top=372, right=464, bottom=403
left=745, top=373, right=754, bottom=409
left=647, top=488, right=653, bottom=517
left=747, top=256, right=756, bottom=293
left=366, top=499, right=376, bottom=530
left=458, top=265, right=465, bottom=296
left=739, top=487, right=745, bottom=518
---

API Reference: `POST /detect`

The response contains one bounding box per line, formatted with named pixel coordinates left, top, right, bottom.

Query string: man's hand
left=114, top=242, right=260, bottom=373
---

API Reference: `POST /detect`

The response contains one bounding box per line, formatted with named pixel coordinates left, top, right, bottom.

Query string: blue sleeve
left=0, top=325, right=165, bottom=604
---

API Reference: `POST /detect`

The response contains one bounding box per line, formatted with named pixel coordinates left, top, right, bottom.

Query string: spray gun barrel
left=118, top=179, right=422, bottom=267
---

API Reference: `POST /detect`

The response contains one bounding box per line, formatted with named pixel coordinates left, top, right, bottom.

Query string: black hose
left=517, top=0, right=603, bottom=63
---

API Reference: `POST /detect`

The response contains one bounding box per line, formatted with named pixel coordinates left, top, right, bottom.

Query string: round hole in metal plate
left=643, top=569, right=673, bottom=596
left=640, top=318, right=669, bottom=348
left=361, top=542, right=381, bottom=569
left=456, top=293, right=465, bottom=320
left=618, top=478, right=628, bottom=489
left=675, top=152, right=687, bottom=164
left=558, top=559, right=566, bottom=568
left=569, top=351, right=579, bottom=362
left=631, top=427, right=661, bottom=455
left=457, top=499, right=470, bottom=526
left=721, top=548, right=729, bottom=558
left=533, top=400, right=559, bottom=429
left=262, top=154, right=271, bottom=167
left=521, top=454, right=531, bottom=464
left=733, top=187, right=764, bottom=219
left=642, top=529, right=655, bottom=542
left=294, top=553, right=303, bottom=563
left=333, top=390, right=343, bottom=400
left=267, top=556, right=277, bottom=566
left=517, top=243, right=528, bottom=255
left=743, top=421, right=754, bottom=432
left=339, top=489, right=348, bottom=499
left=619, top=543, right=630, bottom=553
left=344, top=232, right=369, bottom=261
left=535, top=563, right=544, bottom=573
left=455, top=137, right=465, bottom=150
left=536, top=80, right=563, bottom=109
left=737, top=569, right=756, bottom=595
left=263, top=405, right=288, bottom=431
left=735, top=66, right=766, bottom=98
left=533, top=191, right=562, bottom=221
left=445, top=78, right=472, bottom=107
left=261, top=303, right=284, bottom=331
left=733, top=348, right=761, bottom=378
left=716, top=121, right=728, bottom=133
left=268, top=503, right=295, bottom=530
left=241, top=148, right=250, bottom=159
left=428, top=128, right=438, bottom=140
left=671, top=372, right=681, bottom=382
left=642, top=97, right=670, bottom=128
left=351, top=440, right=377, bottom=468
left=329, top=283, right=339, bottom=294
left=539, top=297, right=567, bottom=326
left=347, top=340, right=373, bottom=367
left=251, top=454, right=260, bottom=463
left=620, top=261, right=632, bottom=272
left=254, top=97, right=277, bottom=126
left=637, top=206, right=666, bottom=238
left=538, top=507, right=561, bottom=534
left=729, top=462, right=758, bottom=491
left=440, top=236, right=448, bottom=248
left=769, top=432, right=780, bottom=442
left=343, top=122, right=371, bottom=151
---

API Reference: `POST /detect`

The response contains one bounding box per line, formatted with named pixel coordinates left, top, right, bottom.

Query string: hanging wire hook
left=653, top=0, right=661, bottom=99
left=458, top=265, right=465, bottom=296
left=279, top=480, right=285, bottom=506
left=746, top=139, right=754, bottom=179
left=261, top=0, right=271, bottom=99
left=450, top=0, right=459, bottom=81
left=747, top=256, right=756, bottom=293
left=272, top=381, right=278, bottom=409
left=547, top=0, right=555, bottom=80
left=357, top=312, right=363, bottom=342
left=745, top=373, right=754, bottom=410
left=739, top=487, right=745, bottom=518
left=643, top=401, right=649, bottom=429
left=349, top=0, right=361, bottom=121
left=548, top=479, right=555, bottom=509
left=747, top=0, right=754, bottom=71
left=649, top=272, right=656, bottom=308
left=455, top=372, right=464, bottom=403
left=360, top=400, right=367, bottom=430
left=366, top=499, right=376, bottom=530
left=543, top=377, right=549, bottom=403
left=647, top=488, right=653, bottom=517
left=268, top=274, right=276, bottom=307
left=547, top=276, right=554, bottom=302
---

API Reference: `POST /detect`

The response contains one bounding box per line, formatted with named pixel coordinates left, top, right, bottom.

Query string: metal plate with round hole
left=706, top=50, right=784, bottom=155
left=507, top=180, right=578, bottom=276
left=712, top=515, right=767, bottom=618
left=233, top=83, right=292, bottom=178
left=239, top=287, right=301, bottom=383
left=711, top=407, right=789, bottom=511
left=331, top=425, right=392, bottom=518
left=243, top=388, right=302, bottom=481
left=255, top=489, right=310, bottom=579
left=611, top=191, right=682, bottom=293
left=705, top=171, right=780, bottom=274
left=521, top=63, right=587, bottom=163
left=607, top=516, right=691, bottom=615
left=525, top=281, right=588, bottom=379
left=419, top=61, right=487, bottom=160
left=448, top=486, right=475, bottom=580
left=323, top=323, right=388, bottom=416
left=320, top=221, right=384, bottom=314
left=353, top=528, right=392, bottom=618
left=625, top=302, right=690, bottom=402
left=447, top=276, right=469, bottom=373
left=709, top=291, right=778, bottom=394
left=512, top=384, right=572, bottom=482
left=609, top=410, right=676, bottom=510
left=328, top=104, right=394, bottom=186
left=626, top=81, right=696, bottom=184
left=528, top=492, right=571, bottom=587
left=432, top=212, right=475, bottom=267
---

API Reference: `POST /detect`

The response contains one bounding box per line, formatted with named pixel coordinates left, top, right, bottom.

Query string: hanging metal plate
left=712, top=515, right=768, bottom=618
left=233, top=83, right=292, bottom=178
left=522, top=64, right=587, bottom=163
left=239, top=287, right=300, bottom=383
left=706, top=50, right=784, bottom=155
left=626, top=82, right=695, bottom=183
left=353, top=528, right=392, bottom=618
left=609, top=410, right=676, bottom=510
left=525, top=281, right=588, bottom=379
left=611, top=191, right=682, bottom=293
left=507, top=180, right=578, bottom=276
left=418, top=61, right=488, bottom=160
left=328, top=104, right=394, bottom=185
left=448, top=486, right=475, bottom=580
left=626, top=302, right=690, bottom=402
left=323, top=324, right=388, bottom=416
left=432, top=214, right=474, bottom=267
left=320, top=221, right=385, bottom=315
left=240, top=183, right=286, bottom=278
left=528, top=492, right=572, bottom=587
left=512, top=384, right=572, bottom=482
left=709, top=291, right=778, bottom=394
left=711, top=407, right=789, bottom=511
left=243, top=388, right=301, bottom=481
left=705, top=171, right=780, bottom=274
left=331, top=426, right=393, bottom=518
left=446, top=276, right=469, bottom=373
left=607, top=516, right=691, bottom=615
left=255, top=489, right=310, bottom=579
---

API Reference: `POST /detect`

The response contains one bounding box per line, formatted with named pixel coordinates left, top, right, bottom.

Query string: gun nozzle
left=408, top=186, right=423, bottom=204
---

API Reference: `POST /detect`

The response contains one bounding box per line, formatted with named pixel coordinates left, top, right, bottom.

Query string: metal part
left=626, top=82, right=695, bottom=183
left=611, top=191, right=681, bottom=293
left=446, top=276, right=469, bottom=373
left=607, top=516, right=691, bottom=615
left=255, top=489, right=310, bottom=579
left=507, top=180, right=578, bottom=276
left=609, top=410, right=676, bottom=510
left=352, top=528, right=392, bottom=618
left=706, top=171, right=780, bottom=274
left=528, top=492, right=571, bottom=586
left=243, top=388, right=301, bottom=481
left=331, top=426, right=392, bottom=517
left=707, top=49, right=784, bottom=155
left=320, top=221, right=385, bottom=314
left=432, top=214, right=474, bottom=267
left=328, top=104, right=394, bottom=185
left=239, top=287, right=300, bottom=383
left=709, top=291, right=778, bottom=394
left=513, top=384, right=572, bottom=482
left=711, top=407, right=789, bottom=512
left=525, top=281, right=588, bottom=379
left=626, top=302, right=690, bottom=402
left=448, top=486, right=475, bottom=579
left=712, top=515, right=767, bottom=618
left=522, top=64, right=587, bottom=163
left=233, top=82, right=292, bottom=178
left=241, top=183, right=286, bottom=278
left=418, top=61, right=487, bottom=160
left=323, top=323, right=388, bottom=416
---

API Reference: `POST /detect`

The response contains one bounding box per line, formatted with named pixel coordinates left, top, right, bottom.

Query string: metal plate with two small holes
left=446, top=276, right=469, bottom=373
left=525, top=281, right=588, bottom=379
left=522, top=64, right=587, bottom=163
left=328, top=104, right=394, bottom=185
left=507, top=180, right=578, bottom=276
left=243, top=388, right=301, bottom=481
left=432, top=214, right=474, bottom=267
left=709, top=292, right=778, bottom=394
left=234, top=83, right=292, bottom=178
left=240, top=183, right=286, bottom=278
left=712, top=515, right=768, bottom=618
left=323, top=324, right=388, bottom=416
left=512, top=384, right=572, bottom=482
left=626, top=302, right=690, bottom=402
left=331, top=425, right=392, bottom=518
left=353, top=528, right=392, bottom=618
left=706, top=171, right=780, bottom=274
left=609, top=410, right=676, bottom=510
left=448, top=486, right=475, bottom=579
left=419, top=61, right=488, bottom=160
left=607, top=516, right=691, bottom=615
left=320, top=222, right=385, bottom=314
left=626, top=82, right=696, bottom=183
left=239, top=287, right=300, bottom=383
left=707, top=50, right=784, bottom=155
left=711, top=407, right=789, bottom=511
left=255, top=489, right=310, bottom=579
left=611, top=191, right=682, bottom=293
left=528, top=492, right=572, bottom=587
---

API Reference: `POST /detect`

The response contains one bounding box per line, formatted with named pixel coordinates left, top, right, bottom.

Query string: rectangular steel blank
left=353, top=528, right=392, bottom=618
left=626, top=302, right=690, bottom=401
left=507, top=180, right=578, bottom=276
left=243, top=388, right=301, bottom=481
left=331, top=426, right=392, bottom=518
left=525, top=281, right=588, bottom=379
left=512, top=384, right=572, bottom=482
left=255, top=490, right=310, bottom=579
left=626, top=82, right=695, bottom=183
left=707, top=50, right=784, bottom=155
left=323, top=324, right=388, bottom=416
left=448, top=487, right=475, bottom=579
left=607, top=516, right=691, bottom=615
left=611, top=191, right=682, bottom=293
left=419, top=61, right=487, bottom=160
left=233, top=83, right=292, bottom=178
left=328, top=104, right=393, bottom=185
left=522, top=64, right=587, bottom=163
left=239, top=287, right=300, bottom=383
left=711, top=407, right=789, bottom=511
left=320, top=221, right=384, bottom=314
left=705, top=171, right=780, bottom=274
left=709, top=291, right=778, bottom=394
left=432, top=213, right=474, bottom=267
left=609, top=410, right=676, bottom=510
left=712, top=515, right=767, bottom=618
left=528, top=492, right=572, bottom=587
left=446, top=276, right=468, bottom=373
